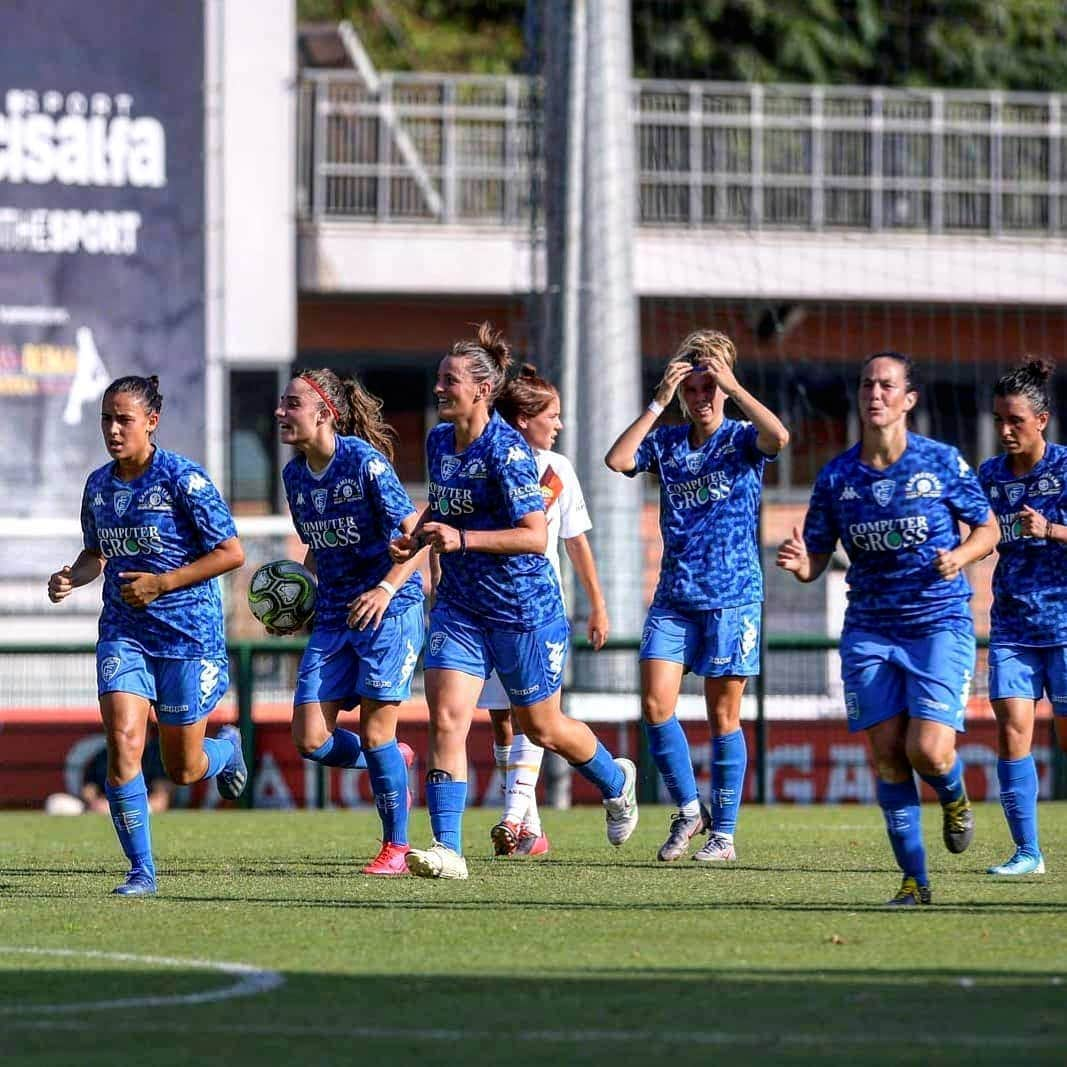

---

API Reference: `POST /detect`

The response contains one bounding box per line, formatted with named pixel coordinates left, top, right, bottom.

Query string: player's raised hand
left=776, top=526, right=807, bottom=574
left=1019, top=504, right=1052, bottom=539
left=652, top=359, right=692, bottom=409
left=701, top=350, right=740, bottom=395
left=47, top=565, right=74, bottom=603
left=933, top=547, right=962, bottom=581
left=117, top=571, right=166, bottom=608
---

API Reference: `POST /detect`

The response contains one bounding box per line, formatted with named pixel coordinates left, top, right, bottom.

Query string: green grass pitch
left=1, top=803, right=1065, bottom=1066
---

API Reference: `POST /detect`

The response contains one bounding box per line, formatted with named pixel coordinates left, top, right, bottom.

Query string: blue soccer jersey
left=427, top=411, right=562, bottom=630
left=80, top=447, right=237, bottom=659
left=628, top=419, right=770, bottom=610
left=979, top=442, right=1067, bottom=647
left=803, top=433, right=992, bottom=636
left=283, top=435, right=422, bottom=630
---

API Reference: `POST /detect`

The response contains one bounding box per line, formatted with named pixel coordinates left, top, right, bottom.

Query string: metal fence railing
left=4, top=637, right=1065, bottom=808
left=298, top=71, right=1066, bottom=235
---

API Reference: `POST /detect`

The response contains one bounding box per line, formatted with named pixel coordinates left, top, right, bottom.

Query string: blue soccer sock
left=303, top=728, right=367, bottom=769
left=645, top=716, right=699, bottom=809
left=877, top=778, right=928, bottom=884
left=364, top=740, right=410, bottom=846
left=425, top=774, right=467, bottom=854
left=198, top=735, right=233, bottom=781
left=104, top=773, right=155, bottom=876
left=710, top=729, right=747, bottom=835
left=571, top=741, right=625, bottom=799
left=997, top=755, right=1040, bottom=856
left=918, top=755, right=966, bottom=805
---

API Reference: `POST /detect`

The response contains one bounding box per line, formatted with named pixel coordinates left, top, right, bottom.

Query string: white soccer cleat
left=603, top=757, right=639, bottom=846
left=404, top=841, right=469, bottom=880
left=692, top=832, right=737, bottom=862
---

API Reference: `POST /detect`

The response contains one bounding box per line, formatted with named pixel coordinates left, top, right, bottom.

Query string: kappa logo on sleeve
left=505, top=445, right=527, bottom=465
left=184, top=473, right=209, bottom=493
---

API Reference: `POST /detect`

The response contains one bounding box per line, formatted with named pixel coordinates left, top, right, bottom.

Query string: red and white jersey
left=535, top=447, right=592, bottom=600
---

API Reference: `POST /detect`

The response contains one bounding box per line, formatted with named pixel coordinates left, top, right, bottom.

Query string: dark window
left=229, top=370, right=281, bottom=514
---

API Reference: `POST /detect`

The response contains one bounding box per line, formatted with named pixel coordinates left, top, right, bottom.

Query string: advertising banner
left=0, top=0, right=204, bottom=538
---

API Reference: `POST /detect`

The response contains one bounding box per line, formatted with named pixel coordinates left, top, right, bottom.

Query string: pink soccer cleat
left=514, top=829, right=549, bottom=857
left=362, top=842, right=411, bottom=876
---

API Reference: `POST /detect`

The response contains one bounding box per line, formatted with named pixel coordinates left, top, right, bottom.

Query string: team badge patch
left=311, top=488, right=328, bottom=513
left=441, top=456, right=460, bottom=479
left=429, top=632, right=447, bottom=656
left=871, top=479, right=895, bottom=507
left=1006, top=482, right=1026, bottom=506
left=113, top=490, right=132, bottom=517
left=332, top=479, right=363, bottom=504
left=904, top=472, right=942, bottom=500
left=101, top=656, right=121, bottom=682
left=685, top=452, right=704, bottom=475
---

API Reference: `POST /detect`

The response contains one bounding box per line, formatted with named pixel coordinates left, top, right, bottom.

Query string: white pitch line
left=0, top=947, right=284, bottom=1014
left=4, top=1018, right=1066, bottom=1049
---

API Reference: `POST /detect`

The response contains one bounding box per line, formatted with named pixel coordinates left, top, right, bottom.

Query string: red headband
left=300, top=375, right=340, bottom=423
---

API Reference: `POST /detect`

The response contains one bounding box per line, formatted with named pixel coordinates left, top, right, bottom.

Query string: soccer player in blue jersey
left=47, top=375, right=247, bottom=897
left=979, top=358, right=1065, bottom=877
left=277, top=369, right=427, bottom=876
left=777, top=352, right=999, bottom=905
left=390, top=323, right=638, bottom=880
left=605, top=330, right=789, bottom=863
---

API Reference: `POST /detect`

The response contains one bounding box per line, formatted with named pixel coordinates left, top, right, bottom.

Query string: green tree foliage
left=298, top=0, right=1067, bottom=90
left=297, top=0, right=527, bottom=74
left=632, top=0, right=1067, bottom=90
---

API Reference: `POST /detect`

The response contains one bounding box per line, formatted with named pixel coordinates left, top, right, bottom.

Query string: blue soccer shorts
left=294, top=600, right=424, bottom=708
left=639, top=603, right=761, bottom=677
left=989, top=643, right=1067, bottom=715
left=425, top=601, right=569, bottom=707
left=96, top=639, right=229, bottom=725
left=840, top=626, right=975, bottom=733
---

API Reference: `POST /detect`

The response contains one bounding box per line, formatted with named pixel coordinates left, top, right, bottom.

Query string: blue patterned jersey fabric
left=979, top=441, right=1067, bottom=647
left=628, top=419, right=770, bottom=610
left=283, top=435, right=422, bottom=630
left=80, top=447, right=237, bottom=659
left=803, top=433, right=991, bottom=637
left=426, top=411, right=562, bottom=630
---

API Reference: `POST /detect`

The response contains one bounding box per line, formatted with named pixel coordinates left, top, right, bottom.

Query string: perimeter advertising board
left=0, top=1, right=204, bottom=537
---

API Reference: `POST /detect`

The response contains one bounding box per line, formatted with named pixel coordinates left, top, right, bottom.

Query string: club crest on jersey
left=462, top=459, right=487, bottom=479
left=1033, top=474, right=1063, bottom=497
left=332, top=479, right=363, bottom=504
left=311, top=488, right=328, bottom=513
left=113, top=490, right=132, bottom=517
left=871, top=479, right=895, bottom=507
left=1005, top=482, right=1026, bottom=506
left=100, top=655, right=121, bottom=682
left=440, top=455, right=460, bottom=479
left=904, top=472, right=942, bottom=500
left=839, top=484, right=859, bottom=501
left=685, top=452, right=705, bottom=475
